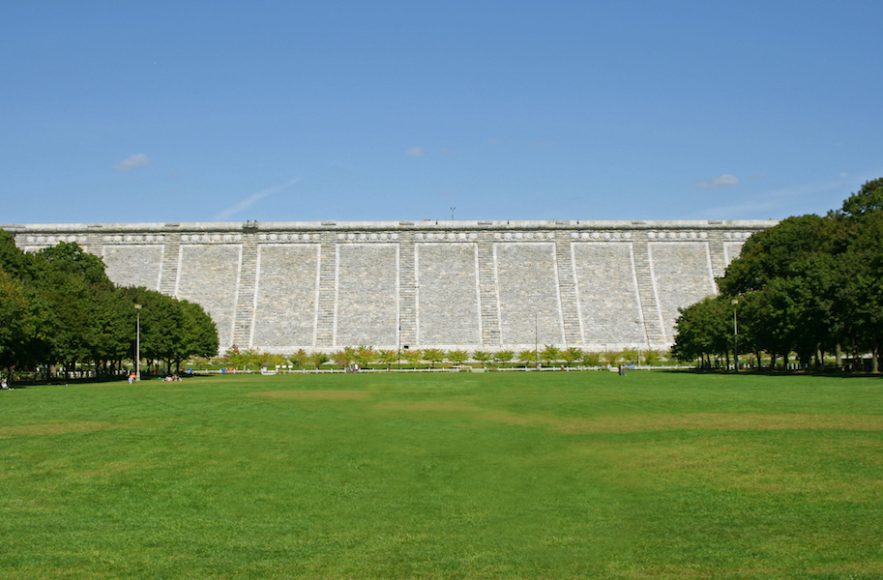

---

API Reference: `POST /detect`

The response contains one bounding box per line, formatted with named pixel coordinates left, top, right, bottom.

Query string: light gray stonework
left=6, top=220, right=773, bottom=353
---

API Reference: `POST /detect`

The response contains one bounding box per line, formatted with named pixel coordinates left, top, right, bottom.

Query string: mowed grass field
left=1, top=371, right=882, bottom=578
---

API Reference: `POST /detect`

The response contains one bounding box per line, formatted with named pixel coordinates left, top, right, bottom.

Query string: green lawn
left=1, top=371, right=882, bottom=578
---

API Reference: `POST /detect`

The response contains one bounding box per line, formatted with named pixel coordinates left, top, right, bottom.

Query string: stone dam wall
left=7, top=220, right=774, bottom=353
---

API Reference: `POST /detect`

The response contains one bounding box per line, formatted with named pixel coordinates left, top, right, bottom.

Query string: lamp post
left=534, top=313, right=539, bottom=369
left=134, top=304, right=142, bottom=381
left=732, top=298, right=739, bottom=372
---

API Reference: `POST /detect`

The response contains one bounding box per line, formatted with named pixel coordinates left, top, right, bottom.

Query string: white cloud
left=696, top=173, right=739, bottom=188
left=406, top=146, right=425, bottom=158
left=215, top=177, right=301, bottom=220
left=115, top=153, right=151, bottom=171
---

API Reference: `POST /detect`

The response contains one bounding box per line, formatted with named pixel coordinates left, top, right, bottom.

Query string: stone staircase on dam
left=8, top=220, right=771, bottom=353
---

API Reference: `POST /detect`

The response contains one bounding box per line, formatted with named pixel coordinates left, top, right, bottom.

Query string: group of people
left=126, top=373, right=183, bottom=383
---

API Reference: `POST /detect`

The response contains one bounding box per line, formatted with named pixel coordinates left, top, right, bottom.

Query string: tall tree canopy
left=0, top=231, right=219, bottom=380
left=674, top=178, right=883, bottom=371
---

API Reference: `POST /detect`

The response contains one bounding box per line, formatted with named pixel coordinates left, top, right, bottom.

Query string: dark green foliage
left=839, top=177, right=883, bottom=218
left=675, top=177, right=883, bottom=370
left=0, top=230, right=219, bottom=380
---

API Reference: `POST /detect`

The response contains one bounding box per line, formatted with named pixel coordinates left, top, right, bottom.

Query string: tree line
left=205, top=345, right=671, bottom=371
left=0, top=230, right=219, bottom=381
left=672, top=178, right=883, bottom=371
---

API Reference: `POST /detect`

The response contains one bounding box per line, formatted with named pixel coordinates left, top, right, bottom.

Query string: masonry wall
left=8, top=220, right=770, bottom=353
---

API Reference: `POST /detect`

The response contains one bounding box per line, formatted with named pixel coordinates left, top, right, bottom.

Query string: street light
left=534, top=313, right=539, bottom=369
left=134, top=304, right=142, bottom=381
left=732, top=298, right=739, bottom=372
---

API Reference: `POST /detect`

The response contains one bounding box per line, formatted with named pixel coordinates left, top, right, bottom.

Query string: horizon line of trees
left=673, top=178, right=883, bottom=372
left=196, top=345, right=672, bottom=371
left=0, top=230, right=219, bottom=381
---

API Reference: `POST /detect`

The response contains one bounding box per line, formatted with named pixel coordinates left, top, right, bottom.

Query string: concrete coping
left=4, top=219, right=778, bottom=234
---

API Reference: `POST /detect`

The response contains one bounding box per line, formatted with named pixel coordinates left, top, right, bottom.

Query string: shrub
left=494, top=350, right=514, bottom=364
left=447, top=350, right=469, bottom=365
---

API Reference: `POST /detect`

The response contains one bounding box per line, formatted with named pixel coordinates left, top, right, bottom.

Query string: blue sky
left=2, top=1, right=881, bottom=224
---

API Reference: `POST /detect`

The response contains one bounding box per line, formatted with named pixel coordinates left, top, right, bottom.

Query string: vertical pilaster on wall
left=231, top=232, right=258, bottom=348
left=158, top=232, right=181, bottom=296
left=85, top=232, right=103, bottom=257
left=314, top=231, right=338, bottom=349
left=398, top=231, right=417, bottom=348
left=707, top=230, right=728, bottom=286
left=631, top=231, right=667, bottom=349
left=476, top=232, right=501, bottom=348
left=554, top=231, right=582, bottom=346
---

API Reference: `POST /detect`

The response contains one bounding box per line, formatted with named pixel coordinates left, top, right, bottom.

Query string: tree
left=403, top=348, right=422, bottom=367
left=446, top=350, right=469, bottom=366
left=840, top=177, right=883, bottom=219
left=0, top=268, right=42, bottom=380
left=422, top=348, right=445, bottom=368
left=309, top=351, right=329, bottom=369
left=494, top=350, right=514, bottom=364
left=120, top=287, right=184, bottom=374
left=32, top=253, right=100, bottom=378
left=838, top=210, right=883, bottom=370
left=580, top=351, right=602, bottom=367
left=518, top=350, right=536, bottom=367
left=0, top=230, right=34, bottom=281
left=672, top=296, right=732, bottom=368
left=540, top=345, right=561, bottom=365
left=290, top=349, right=308, bottom=369
left=472, top=351, right=491, bottom=366
left=561, top=347, right=583, bottom=366
left=175, top=300, right=219, bottom=372
left=354, top=346, right=376, bottom=367
left=376, top=349, right=397, bottom=370
left=332, top=347, right=356, bottom=368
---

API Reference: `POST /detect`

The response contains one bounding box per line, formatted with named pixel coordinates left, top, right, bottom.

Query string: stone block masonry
left=8, top=220, right=773, bottom=353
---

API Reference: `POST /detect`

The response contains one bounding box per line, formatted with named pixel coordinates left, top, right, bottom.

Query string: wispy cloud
left=215, top=177, right=301, bottom=220
left=406, top=146, right=425, bottom=158
left=115, top=153, right=151, bottom=171
left=696, top=173, right=739, bottom=188
left=697, top=174, right=873, bottom=219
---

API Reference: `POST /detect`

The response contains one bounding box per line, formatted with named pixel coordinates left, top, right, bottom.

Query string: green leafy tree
left=839, top=177, right=883, bottom=219
left=472, top=351, right=491, bottom=366
left=518, top=350, right=536, bottom=367
left=446, top=350, right=469, bottom=366
left=672, top=295, right=733, bottom=368
left=120, top=287, right=184, bottom=374
left=561, top=347, right=583, bottom=366
left=0, top=268, right=44, bottom=380
left=332, top=347, right=356, bottom=368
left=403, top=348, right=422, bottom=367
left=354, top=346, right=375, bottom=367
left=580, top=351, right=602, bottom=367
left=175, top=300, right=219, bottom=372
left=310, top=351, right=329, bottom=369
left=540, top=345, right=561, bottom=365
left=290, top=349, right=308, bottom=369
left=422, top=348, right=445, bottom=368
left=0, top=230, right=34, bottom=281
left=377, top=349, right=397, bottom=369
left=494, top=350, right=514, bottom=364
